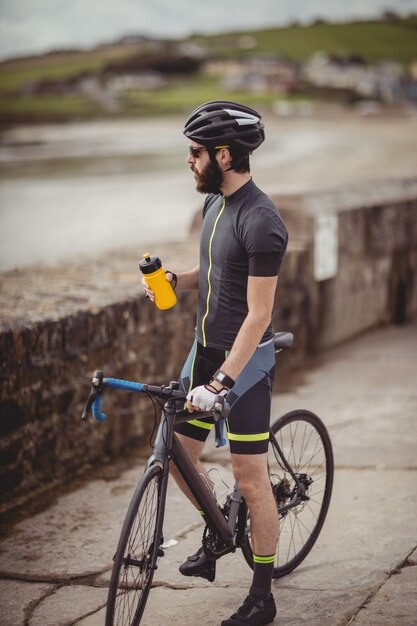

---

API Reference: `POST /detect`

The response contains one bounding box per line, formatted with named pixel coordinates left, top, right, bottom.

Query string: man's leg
left=231, top=452, right=278, bottom=590
left=220, top=451, right=278, bottom=626
left=169, top=432, right=217, bottom=582
left=172, top=338, right=218, bottom=507
left=169, top=433, right=210, bottom=508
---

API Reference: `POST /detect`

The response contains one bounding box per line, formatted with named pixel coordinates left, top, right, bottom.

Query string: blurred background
left=0, top=0, right=416, bottom=271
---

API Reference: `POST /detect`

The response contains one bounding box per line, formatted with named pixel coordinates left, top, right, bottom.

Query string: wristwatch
left=212, top=369, right=235, bottom=389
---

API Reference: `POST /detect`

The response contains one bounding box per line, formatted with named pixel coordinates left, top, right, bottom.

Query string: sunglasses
left=188, top=145, right=208, bottom=158
left=188, top=145, right=230, bottom=158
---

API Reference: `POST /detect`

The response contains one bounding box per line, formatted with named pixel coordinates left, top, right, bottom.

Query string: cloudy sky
left=0, top=0, right=416, bottom=60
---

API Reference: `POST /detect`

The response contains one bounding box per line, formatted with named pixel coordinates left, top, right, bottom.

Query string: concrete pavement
left=1, top=321, right=416, bottom=625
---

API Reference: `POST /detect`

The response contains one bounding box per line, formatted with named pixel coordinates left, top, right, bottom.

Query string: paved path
left=1, top=322, right=416, bottom=625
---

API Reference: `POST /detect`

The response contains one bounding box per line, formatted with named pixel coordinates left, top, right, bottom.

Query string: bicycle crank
left=202, top=526, right=235, bottom=560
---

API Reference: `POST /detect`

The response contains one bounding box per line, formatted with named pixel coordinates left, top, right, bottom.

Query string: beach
left=1, top=107, right=416, bottom=271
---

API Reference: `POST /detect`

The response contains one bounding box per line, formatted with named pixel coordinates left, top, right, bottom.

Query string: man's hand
left=141, top=276, right=155, bottom=302
left=186, top=384, right=227, bottom=412
left=141, top=272, right=175, bottom=303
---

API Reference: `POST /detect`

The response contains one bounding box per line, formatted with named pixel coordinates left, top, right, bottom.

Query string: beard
left=192, top=158, right=222, bottom=194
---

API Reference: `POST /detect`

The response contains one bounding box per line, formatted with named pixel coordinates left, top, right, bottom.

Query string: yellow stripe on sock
left=253, top=554, right=276, bottom=564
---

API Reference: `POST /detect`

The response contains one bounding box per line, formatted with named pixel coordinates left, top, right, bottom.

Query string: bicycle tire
left=241, top=409, right=334, bottom=579
left=105, top=464, right=165, bottom=626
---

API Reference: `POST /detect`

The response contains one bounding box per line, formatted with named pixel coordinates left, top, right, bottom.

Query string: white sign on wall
left=314, top=213, right=338, bottom=281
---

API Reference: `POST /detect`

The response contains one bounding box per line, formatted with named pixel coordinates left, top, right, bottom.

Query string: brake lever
left=213, top=395, right=229, bottom=448
left=81, top=370, right=104, bottom=421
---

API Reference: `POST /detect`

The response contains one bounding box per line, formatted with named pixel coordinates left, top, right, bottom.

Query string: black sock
left=249, top=554, right=275, bottom=600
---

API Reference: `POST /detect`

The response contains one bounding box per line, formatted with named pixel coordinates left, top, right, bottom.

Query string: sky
left=0, top=0, right=416, bottom=60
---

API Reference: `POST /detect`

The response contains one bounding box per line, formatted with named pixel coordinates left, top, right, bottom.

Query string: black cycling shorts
left=174, top=339, right=275, bottom=454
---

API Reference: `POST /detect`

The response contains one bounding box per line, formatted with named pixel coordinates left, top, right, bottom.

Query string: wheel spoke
left=106, top=466, right=164, bottom=626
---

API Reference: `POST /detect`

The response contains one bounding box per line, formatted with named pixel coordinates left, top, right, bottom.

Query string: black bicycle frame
left=147, top=398, right=234, bottom=547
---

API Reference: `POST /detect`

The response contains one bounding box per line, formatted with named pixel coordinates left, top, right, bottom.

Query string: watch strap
left=212, top=369, right=235, bottom=389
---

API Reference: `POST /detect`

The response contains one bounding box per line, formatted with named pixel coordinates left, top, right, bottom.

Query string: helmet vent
left=183, top=100, right=265, bottom=151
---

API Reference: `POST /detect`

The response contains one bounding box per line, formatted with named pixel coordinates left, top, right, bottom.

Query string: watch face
left=214, top=370, right=234, bottom=388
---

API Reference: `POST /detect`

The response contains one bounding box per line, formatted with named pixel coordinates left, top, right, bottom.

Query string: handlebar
left=82, top=370, right=229, bottom=448
left=82, top=333, right=293, bottom=447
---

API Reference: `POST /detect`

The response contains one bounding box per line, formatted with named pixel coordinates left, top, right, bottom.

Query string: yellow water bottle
left=139, top=253, right=177, bottom=310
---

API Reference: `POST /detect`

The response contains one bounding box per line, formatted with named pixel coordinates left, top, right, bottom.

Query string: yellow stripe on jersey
left=201, top=196, right=226, bottom=346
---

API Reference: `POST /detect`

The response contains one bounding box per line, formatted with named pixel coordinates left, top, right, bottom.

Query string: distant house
left=18, top=40, right=203, bottom=108
left=206, top=56, right=299, bottom=94
left=302, top=52, right=416, bottom=104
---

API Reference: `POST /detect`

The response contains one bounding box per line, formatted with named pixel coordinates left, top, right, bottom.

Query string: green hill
left=0, top=18, right=416, bottom=124
left=192, top=18, right=417, bottom=66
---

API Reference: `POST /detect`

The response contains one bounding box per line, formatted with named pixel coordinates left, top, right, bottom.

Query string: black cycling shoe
left=221, top=594, right=277, bottom=626
left=179, top=546, right=216, bottom=582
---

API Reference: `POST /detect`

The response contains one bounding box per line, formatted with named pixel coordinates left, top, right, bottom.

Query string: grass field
left=122, top=75, right=304, bottom=116
left=0, top=44, right=144, bottom=93
left=193, top=18, right=417, bottom=66
left=0, top=18, right=415, bottom=124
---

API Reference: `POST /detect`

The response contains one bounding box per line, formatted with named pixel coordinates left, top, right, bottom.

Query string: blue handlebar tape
left=92, top=396, right=107, bottom=423
left=92, top=379, right=145, bottom=423
left=104, top=378, right=145, bottom=392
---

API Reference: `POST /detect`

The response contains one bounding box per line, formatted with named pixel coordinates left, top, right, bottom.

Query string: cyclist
left=143, top=101, right=288, bottom=626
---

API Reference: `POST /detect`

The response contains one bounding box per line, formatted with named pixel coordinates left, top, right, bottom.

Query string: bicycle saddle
left=273, top=332, right=294, bottom=350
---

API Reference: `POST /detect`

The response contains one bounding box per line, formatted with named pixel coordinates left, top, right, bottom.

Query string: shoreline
left=1, top=110, right=416, bottom=272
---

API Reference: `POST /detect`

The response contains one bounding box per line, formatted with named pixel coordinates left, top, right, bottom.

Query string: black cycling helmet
left=183, top=100, right=265, bottom=152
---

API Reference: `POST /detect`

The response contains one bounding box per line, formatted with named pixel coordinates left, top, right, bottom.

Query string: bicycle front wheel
left=105, top=464, right=165, bottom=626
left=242, top=409, right=334, bottom=579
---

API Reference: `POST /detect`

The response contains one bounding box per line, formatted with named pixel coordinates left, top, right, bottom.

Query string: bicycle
left=82, top=331, right=334, bottom=626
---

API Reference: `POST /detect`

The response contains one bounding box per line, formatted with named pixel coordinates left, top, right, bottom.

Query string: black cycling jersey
left=196, top=178, right=288, bottom=350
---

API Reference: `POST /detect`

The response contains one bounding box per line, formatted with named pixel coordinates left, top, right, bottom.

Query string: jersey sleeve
left=241, top=206, right=288, bottom=276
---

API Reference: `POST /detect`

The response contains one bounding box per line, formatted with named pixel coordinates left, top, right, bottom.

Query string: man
left=143, top=101, right=288, bottom=626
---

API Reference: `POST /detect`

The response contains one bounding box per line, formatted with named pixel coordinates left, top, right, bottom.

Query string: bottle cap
left=139, top=253, right=162, bottom=274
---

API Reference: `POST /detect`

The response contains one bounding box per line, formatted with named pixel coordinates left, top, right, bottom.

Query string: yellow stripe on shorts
left=187, top=419, right=213, bottom=431
left=227, top=431, right=269, bottom=442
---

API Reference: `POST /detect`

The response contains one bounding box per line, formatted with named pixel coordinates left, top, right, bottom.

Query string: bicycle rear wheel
left=105, top=464, right=166, bottom=626
left=242, top=409, right=334, bottom=579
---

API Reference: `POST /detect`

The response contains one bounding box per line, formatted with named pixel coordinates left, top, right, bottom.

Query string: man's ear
left=218, top=147, right=232, bottom=169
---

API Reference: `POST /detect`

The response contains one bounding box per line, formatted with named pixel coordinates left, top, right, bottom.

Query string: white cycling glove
left=186, top=384, right=228, bottom=411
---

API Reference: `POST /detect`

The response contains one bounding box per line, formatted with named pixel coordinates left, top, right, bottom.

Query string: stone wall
left=273, top=179, right=417, bottom=352
left=0, top=287, right=198, bottom=512
left=316, top=202, right=417, bottom=348
left=1, top=179, right=416, bottom=511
